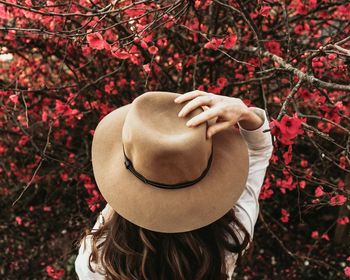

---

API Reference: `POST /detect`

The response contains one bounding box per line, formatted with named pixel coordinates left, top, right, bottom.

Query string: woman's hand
left=174, top=90, right=263, bottom=139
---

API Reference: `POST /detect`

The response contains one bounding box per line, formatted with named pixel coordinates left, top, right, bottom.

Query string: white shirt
left=75, top=107, right=273, bottom=280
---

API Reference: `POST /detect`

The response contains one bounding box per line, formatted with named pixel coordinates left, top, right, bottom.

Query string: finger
left=207, top=121, right=232, bottom=138
left=174, top=90, right=209, bottom=103
left=178, top=95, right=214, bottom=117
left=202, top=106, right=219, bottom=125
left=186, top=106, right=221, bottom=127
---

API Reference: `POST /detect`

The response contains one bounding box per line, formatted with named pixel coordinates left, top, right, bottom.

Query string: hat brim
left=92, top=103, right=249, bottom=233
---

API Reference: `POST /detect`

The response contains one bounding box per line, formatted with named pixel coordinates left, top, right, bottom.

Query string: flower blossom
left=271, top=114, right=305, bottom=145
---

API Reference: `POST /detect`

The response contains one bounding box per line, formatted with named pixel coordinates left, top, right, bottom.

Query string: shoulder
left=75, top=234, right=106, bottom=279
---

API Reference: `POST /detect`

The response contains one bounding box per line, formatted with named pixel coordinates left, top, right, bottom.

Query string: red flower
left=18, top=135, right=30, bottom=146
left=344, top=267, right=350, bottom=277
left=0, top=4, right=10, bottom=19
left=329, top=194, right=347, bottom=206
left=124, top=3, right=148, bottom=17
left=294, top=24, right=305, bottom=35
left=42, top=110, right=48, bottom=122
left=280, top=208, right=289, bottom=223
left=60, top=172, right=68, bottom=182
left=217, top=76, right=228, bottom=88
left=86, top=32, right=106, bottom=50
left=311, top=231, right=319, bottom=239
left=9, top=94, right=19, bottom=104
left=283, top=145, right=293, bottom=165
left=15, top=216, right=22, bottom=225
left=194, top=0, right=213, bottom=9
left=46, top=265, right=65, bottom=279
left=259, top=5, right=271, bottom=17
left=339, top=155, right=347, bottom=169
left=265, top=40, right=282, bottom=56
left=296, top=3, right=308, bottom=15
left=207, top=85, right=222, bottom=94
left=204, top=37, right=224, bottom=50
left=223, top=33, right=237, bottom=49
left=259, top=187, right=274, bottom=200
left=111, top=46, right=130, bottom=60
left=309, top=0, right=317, bottom=9
left=143, top=63, right=151, bottom=73
left=43, top=206, right=52, bottom=212
left=321, top=233, right=330, bottom=241
left=271, top=114, right=304, bottom=145
left=140, top=39, right=148, bottom=49
left=277, top=173, right=296, bottom=193
left=314, top=186, right=324, bottom=197
left=148, top=45, right=158, bottom=55
left=337, top=217, right=349, bottom=225
left=328, top=53, right=337, bottom=60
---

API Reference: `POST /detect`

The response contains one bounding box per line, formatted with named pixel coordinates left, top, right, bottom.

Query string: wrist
left=238, top=107, right=264, bottom=130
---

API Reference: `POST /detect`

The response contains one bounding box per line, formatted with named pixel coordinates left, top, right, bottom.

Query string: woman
left=75, top=90, right=273, bottom=280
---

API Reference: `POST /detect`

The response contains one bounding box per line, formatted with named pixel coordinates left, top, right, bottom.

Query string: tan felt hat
left=91, top=91, right=249, bottom=233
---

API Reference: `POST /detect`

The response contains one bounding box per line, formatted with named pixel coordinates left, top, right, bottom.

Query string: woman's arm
left=174, top=91, right=273, bottom=240
left=234, top=107, right=273, bottom=239
left=237, top=107, right=264, bottom=131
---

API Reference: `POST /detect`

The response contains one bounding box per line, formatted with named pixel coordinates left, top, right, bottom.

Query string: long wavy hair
left=78, top=207, right=251, bottom=280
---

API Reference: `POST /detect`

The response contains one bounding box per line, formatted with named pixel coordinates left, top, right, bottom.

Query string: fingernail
left=186, top=121, right=193, bottom=126
left=178, top=111, right=182, bottom=117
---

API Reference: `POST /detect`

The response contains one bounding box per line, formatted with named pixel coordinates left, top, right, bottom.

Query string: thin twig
left=11, top=122, right=53, bottom=206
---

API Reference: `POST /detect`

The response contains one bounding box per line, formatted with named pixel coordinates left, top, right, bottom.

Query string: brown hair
left=79, top=208, right=251, bottom=280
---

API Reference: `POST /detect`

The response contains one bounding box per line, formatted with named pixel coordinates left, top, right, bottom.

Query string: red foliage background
left=1, top=0, right=349, bottom=279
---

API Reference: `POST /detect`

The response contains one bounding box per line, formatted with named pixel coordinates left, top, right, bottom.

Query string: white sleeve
left=233, top=107, right=273, bottom=240
left=74, top=205, right=111, bottom=280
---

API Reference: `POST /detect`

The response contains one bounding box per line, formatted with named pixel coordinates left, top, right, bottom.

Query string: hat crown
left=122, top=91, right=212, bottom=186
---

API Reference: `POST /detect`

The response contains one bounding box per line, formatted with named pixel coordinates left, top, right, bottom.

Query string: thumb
left=207, top=121, right=232, bottom=139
